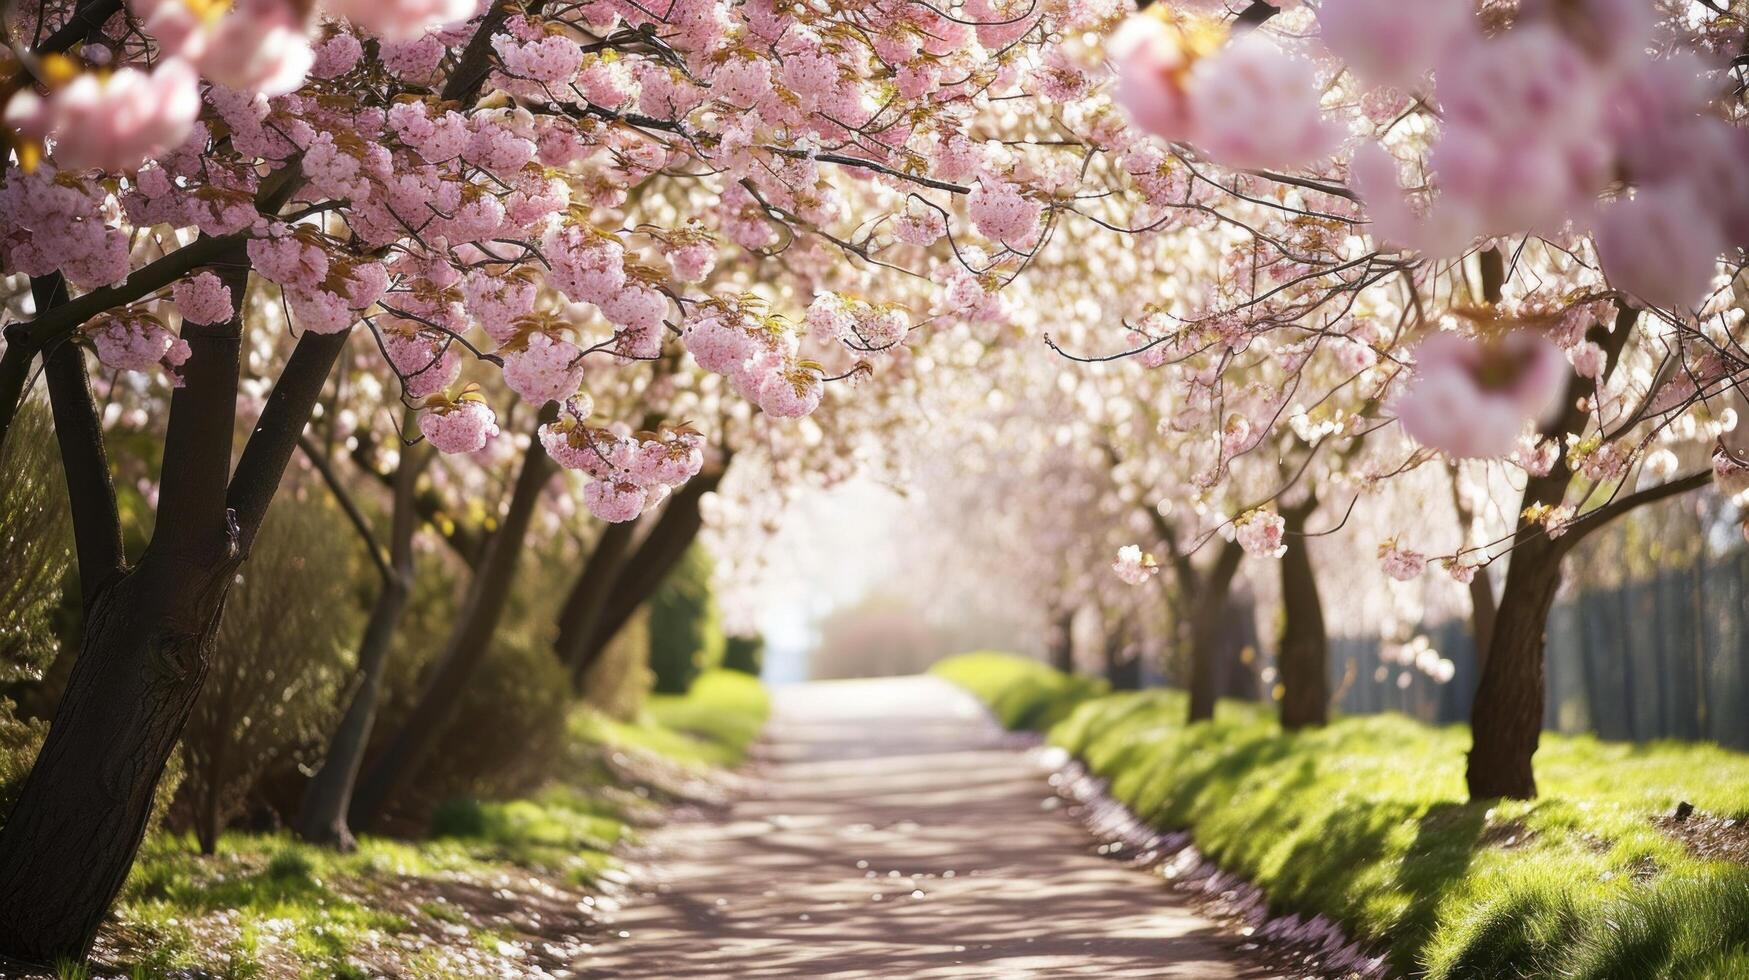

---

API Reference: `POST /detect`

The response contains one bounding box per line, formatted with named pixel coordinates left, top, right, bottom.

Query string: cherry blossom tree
left=0, top=0, right=1143, bottom=959
left=1095, top=0, right=1748, bottom=799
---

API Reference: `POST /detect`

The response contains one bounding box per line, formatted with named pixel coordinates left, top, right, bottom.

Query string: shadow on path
left=577, top=676, right=1281, bottom=979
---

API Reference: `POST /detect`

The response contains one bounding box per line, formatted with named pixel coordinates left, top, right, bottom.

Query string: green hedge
left=936, top=652, right=1749, bottom=979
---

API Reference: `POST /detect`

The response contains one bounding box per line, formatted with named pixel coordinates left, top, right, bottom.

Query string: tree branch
left=299, top=435, right=391, bottom=584
left=227, top=331, right=352, bottom=556
left=18, top=233, right=247, bottom=351
left=32, top=275, right=125, bottom=603
left=1556, top=469, right=1713, bottom=555
left=0, top=328, right=38, bottom=450
left=348, top=434, right=487, bottom=565
left=35, top=0, right=121, bottom=55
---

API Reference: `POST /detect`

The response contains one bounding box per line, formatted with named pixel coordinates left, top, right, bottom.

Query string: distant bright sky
left=748, top=477, right=916, bottom=685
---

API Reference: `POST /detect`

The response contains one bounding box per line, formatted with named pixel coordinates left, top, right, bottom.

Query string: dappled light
left=581, top=678, right=1273, bottom=979
left=3, top=0, right=1749, bottom=974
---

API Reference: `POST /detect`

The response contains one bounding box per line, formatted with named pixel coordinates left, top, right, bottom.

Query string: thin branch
left=1556, top=468, right=1713, bottom=555
left=299, top=435, right=392, bottom=584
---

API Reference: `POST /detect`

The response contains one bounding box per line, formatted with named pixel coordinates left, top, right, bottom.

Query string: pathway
left=579, top=675, right=1278, bottom=979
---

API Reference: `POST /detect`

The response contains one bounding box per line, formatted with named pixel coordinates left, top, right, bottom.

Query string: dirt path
left=577, top=676, right=1278, bottom=979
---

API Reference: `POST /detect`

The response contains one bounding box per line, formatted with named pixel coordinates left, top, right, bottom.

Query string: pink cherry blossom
left=600, top=286, right=668, bottom=334
left=1111, top=545, right=1159, bottom=585
left=684, top=312, right=757, bottom=375
left=193, top=0, right=316, bottom=97
left=171, top=272, right=235, bottom=326
left=381, top=328, right=461, bottom=399
left=583, top=479, right=648, bottom=523
left=1393, top=331, right=1566, bottom=459
left=89, top=315, right=191, bottom=378
left=1188, top=33, right=1336, bottom=172
left=968, top=178, right=1042, bottom=250
left=1235, top=510, right=1287, bottom=559
left=15, top=58, right=201, bottom=173
left=1109, top=15, right=1194, bottom=143
left=502, top=332, right=586, bottom=404
left=757, top=364, right=824, bottom=419
left=1593, top=184, right=1725, bottom=312
left=419, top=400, right=500, bottom=454
left=664, top=240, right=717, bottom=282
left=1378, top=542, right=1427, bottom=582
left=325, top=0, right=479, bottom=42
left=1317, top=0, right=1472, bottom=90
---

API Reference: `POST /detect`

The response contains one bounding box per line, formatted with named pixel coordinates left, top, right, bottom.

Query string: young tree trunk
left=295, top=580, right=411, bottom=849
left=556, top=517, right=637, bottom=687
left=1047, top=608, right=1075, bottom=673
left=295, top=444, right=424, bottom=850
left=569, top=465, right=726, bottom=686
left=1277, top=504, right=1329, bottom=730
left=1186, top=541, right=1244, bottom=723
left=348, top=419, right=555, bottom=830
left=1103, top=618, right=1141, bottom=691
left=1448, top=465, right=1497, bottom=670
left=1465, top=537, right=1563, bottom=800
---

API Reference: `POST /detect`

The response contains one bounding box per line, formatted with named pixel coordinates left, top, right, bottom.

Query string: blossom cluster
left=538, top=397, right=706, bottom=522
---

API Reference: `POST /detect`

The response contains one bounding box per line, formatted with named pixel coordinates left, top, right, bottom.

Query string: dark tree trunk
left=556, top=517, right=637, bottom=686
left=0, top=12, right=510, bottom=962
left=1467, top=568, right=1498, bottom=672
left=349, top=417, right=556, bottom=830
left=1047, top=609, right=1075, bottom=673
left=0, top=558, right=230, bottom=962
left=296, top=445, right=424, bottom=850
left=1186, top=542, right=1244, bottom=723
left=1103, top=619, right=1141, bottom=691
left=1466, top=538, right=1563, bottom=800
left=1277, top=505, right=1329, bottom=730
left=296, top=582, right=411, bottom=848
left=570, top=465, right=726, bottom=686
left=0, top=263, right=353, bottom=965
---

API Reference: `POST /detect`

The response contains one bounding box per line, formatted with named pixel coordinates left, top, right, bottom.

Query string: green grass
left=647, top=668, right=771, bottom=763
left=931, top=650, right=1108, bottom=730
left=99, top=670, right=770, bottom=978
left=932, top=652, right=1749, bottom=979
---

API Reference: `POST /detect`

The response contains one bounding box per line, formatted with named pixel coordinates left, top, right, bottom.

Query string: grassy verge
left=931, top=650, right=1108, bottom=730
left=77, top=670, right=769, bottom=980
left=932, top=652, right=1749, bottom=979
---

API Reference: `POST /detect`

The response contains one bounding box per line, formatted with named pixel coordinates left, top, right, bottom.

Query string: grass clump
left=93, top=669, right=771, bottom=978
left=931, top=651, right=1108, bottom=730
left=575, top=668, right=772, bottom=768
left=938, top=651, right=1749, bottom=979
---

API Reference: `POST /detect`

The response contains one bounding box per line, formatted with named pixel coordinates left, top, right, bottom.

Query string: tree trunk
left=0, top=327, right=37, bottom=453
left=556, top=517, right=637, bottom=687
left=1104, top=619, right=1141, bottom=691
left=1186, top=541, right=1244, bottom=723
left=1448, top=465, right=1497, bottom=670
left=1047, top=609, right=1075, bottom=673
left=294, top=579, right=410, bottom=849
left=570, top=465, right=726, bottom=685
left=0, top=257, right=295, bottom=966
left=294, top=444, right=423, bottom=850
left=1277, top=506, right=1329, bottom=730
left=348, top=419, right=555, bottom=830
left=1466, top=538, right=1563, bottom=800
left=0, top=558, right=230, bottom=963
